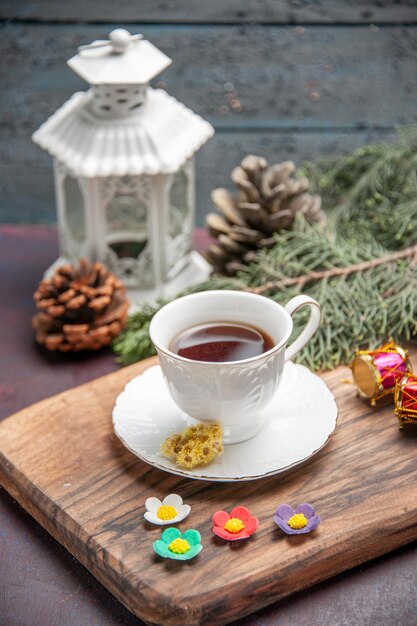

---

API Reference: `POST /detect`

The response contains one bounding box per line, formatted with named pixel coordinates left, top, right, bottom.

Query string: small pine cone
left=32, top=259, right=129, bottom=352
left=205, top=155, right=326, bottom=275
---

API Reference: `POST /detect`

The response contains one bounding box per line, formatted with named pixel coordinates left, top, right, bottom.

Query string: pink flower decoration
left=212, top=505, right=259, bottom=541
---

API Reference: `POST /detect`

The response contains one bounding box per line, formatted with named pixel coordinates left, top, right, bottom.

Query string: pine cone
left=205, top=155, right=326, bottom=274
left=32, top=259, right=129, bottom=352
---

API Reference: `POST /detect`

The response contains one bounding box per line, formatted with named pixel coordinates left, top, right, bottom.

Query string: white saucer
left=112, top=363, right=338, bottom=482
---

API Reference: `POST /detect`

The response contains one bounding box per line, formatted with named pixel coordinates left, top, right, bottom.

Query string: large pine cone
left=32, top=259, right=129, bottom=352
left=205, top=155, right=325, bottom=274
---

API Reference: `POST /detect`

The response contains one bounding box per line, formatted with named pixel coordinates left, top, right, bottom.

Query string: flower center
left=224, top=517, right=245, bottom=533
left=168, top=538, right=190, bottom=554
left=157, top=505, right=177, bottom=520
left=287, top=513, right=308, bottom=529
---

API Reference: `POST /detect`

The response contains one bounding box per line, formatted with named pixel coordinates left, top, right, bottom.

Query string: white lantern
left=33, top=29, right=214, bottom=299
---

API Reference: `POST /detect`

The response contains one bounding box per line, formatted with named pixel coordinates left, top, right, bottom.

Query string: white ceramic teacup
left=149, top=290, right=321, bottom=444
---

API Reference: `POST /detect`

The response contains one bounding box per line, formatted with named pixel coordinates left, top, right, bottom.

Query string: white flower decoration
left=144, top=493, right=191, bottom=525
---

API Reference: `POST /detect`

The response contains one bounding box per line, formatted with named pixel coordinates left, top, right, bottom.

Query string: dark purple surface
left=1, top=225, right=417, bottom=626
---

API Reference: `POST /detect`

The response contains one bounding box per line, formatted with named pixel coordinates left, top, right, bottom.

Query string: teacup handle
left=284, top=295, right=321, bottom=362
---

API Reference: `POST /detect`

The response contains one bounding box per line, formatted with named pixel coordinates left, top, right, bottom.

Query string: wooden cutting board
left=1, top=353, right=417, bottom=626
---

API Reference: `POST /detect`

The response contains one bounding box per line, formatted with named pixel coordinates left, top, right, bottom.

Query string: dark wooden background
left=1, top=1, right=417, bottom=226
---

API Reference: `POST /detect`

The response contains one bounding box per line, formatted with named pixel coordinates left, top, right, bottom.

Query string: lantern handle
left=78, top=30, right=143, bottom=54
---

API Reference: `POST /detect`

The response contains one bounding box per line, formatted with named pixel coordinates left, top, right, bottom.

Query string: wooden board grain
left=1, top=353, right=417, bottom=626
left=2, top=0, right=417, bottom=24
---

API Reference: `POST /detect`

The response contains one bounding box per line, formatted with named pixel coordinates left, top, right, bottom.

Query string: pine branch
left=304, top=127, right=417, bottom=250
left=114, top=219, right=417, bottom=370
left=247, top=243, right=417, bottom=294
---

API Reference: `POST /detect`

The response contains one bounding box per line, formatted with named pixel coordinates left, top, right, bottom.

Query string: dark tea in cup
left=150, top=290, right=321, bottom=443
left=170, top=322, right=274, bottom=363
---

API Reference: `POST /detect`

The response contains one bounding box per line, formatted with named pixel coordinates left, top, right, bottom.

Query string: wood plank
left=1, top=352, right=417, bottom=625
left=2, top=22, right=414, bottom=226
left=1, top=1, right=417, bottom=24
left=0, top=129, right=394, bottom=225
left=2, top=24, right=416, bottom=131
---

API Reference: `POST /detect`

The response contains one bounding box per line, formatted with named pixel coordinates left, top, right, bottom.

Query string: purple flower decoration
left=273, top=503, right=320, bottom=535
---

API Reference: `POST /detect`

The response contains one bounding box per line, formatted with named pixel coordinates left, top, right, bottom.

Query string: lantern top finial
left=78, top=29, right=142, bottom=55
left=68, top=29, right=172, bottom=85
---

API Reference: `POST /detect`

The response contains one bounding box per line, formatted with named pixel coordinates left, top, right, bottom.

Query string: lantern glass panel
left=63, top=175, right=86, bottom=243
left=108, top=240, right=147, bottom=259
left=106, top=193, right=148, bottom=259
left=106, top=192, right=147, bottom=232
left=169, top=168, right=189, bottom=237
